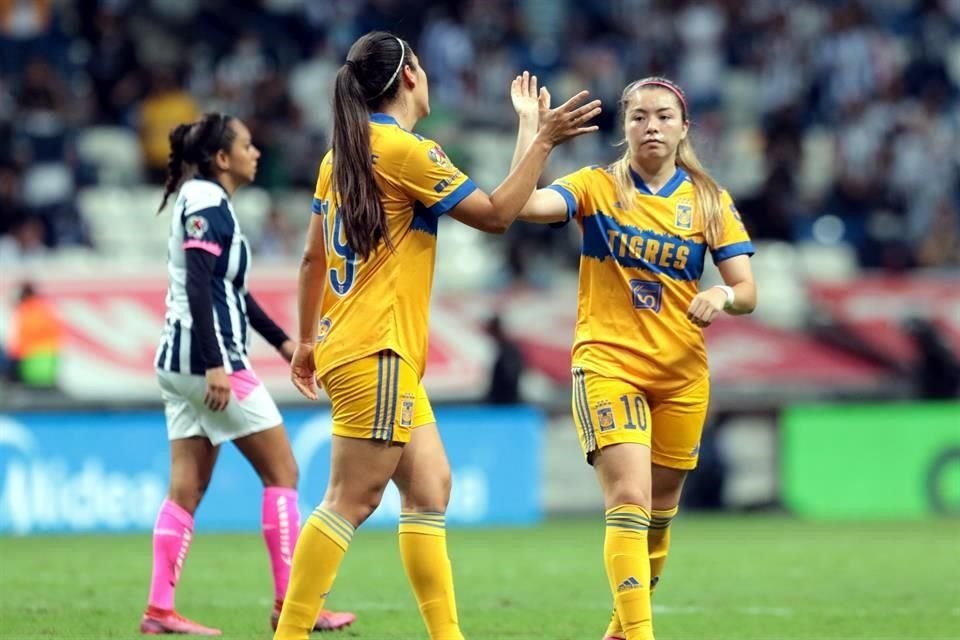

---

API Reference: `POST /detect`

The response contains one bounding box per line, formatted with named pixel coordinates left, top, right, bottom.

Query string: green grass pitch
left=2, top=515, right=958, bottom=639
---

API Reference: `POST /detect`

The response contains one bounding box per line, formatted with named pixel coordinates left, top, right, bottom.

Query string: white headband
left=370, top=36, right=405, bottom=100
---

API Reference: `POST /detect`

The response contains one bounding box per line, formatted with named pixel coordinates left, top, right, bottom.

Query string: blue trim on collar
left=370, top=112, right=399, bottom=125
left=629, top=166, right=688, bottom=198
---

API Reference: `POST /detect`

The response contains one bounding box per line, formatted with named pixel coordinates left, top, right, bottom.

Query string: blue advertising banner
left=0, top=406, right=544, bottom=535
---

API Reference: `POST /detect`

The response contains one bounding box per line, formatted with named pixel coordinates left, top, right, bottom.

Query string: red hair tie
left=636, top=80, right=688, bottom=119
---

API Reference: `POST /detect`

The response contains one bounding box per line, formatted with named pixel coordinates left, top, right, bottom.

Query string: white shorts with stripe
left=157, top=369, right=282, bottom=446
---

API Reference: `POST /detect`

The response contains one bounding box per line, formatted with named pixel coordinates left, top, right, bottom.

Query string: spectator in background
left=906, top=317, right=960, bottom=399
left=485, top=314, right=525, bottom=405
left=256, top=206, right=298, bottom=260
left=138, top=67, right=200, bottom=182
left=0, top=0, right=62, bottom=75
left=14, top=58, right=85, bottom=246
left=86, top=9, right=142, bottom=124
left=215, top=32, right=273, bottom=114
left=0, top=216, right=46, bottom=264
left=6, top=281, right=62, bottom=388
left=0, top=162, right=24, bottom=236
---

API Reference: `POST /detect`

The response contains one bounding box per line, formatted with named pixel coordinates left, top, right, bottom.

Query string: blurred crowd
left=2, top=0, right=960, bottom=271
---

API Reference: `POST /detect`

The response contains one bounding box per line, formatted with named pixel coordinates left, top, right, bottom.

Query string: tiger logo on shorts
left=596, top=401, right=616, bottom=432
left=400, top=393, right=415, bottom=427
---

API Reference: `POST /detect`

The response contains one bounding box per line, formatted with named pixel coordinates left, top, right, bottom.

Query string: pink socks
left=147, top=499, right=194, bottom=611
left=262, top=487, right=301, bottom=603
left=147, top=488, right=301, bottom=611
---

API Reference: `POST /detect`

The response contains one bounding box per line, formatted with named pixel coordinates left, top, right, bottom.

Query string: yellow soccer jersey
left=311, top=113, right=476, bottom=378
left=549, top=164, right=753, bottom=390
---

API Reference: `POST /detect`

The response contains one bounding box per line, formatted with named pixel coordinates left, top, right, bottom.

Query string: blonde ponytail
left=611, top=153, right=633, bottom=213
left=677, top=137, right=724, bottom=248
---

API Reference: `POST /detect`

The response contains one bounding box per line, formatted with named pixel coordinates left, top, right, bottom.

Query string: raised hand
left=537, top=90, right=602, bottom=147
left=511, top=71, right=544, bottom=125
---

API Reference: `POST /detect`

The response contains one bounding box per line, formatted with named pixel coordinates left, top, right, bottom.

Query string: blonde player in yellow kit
left=273, top=32, right=601, bottom=640
left=512, top=77, right=757, bottom=640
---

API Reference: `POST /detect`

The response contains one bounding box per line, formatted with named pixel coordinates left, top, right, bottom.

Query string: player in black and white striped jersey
left=143, top=112, right=355, bottom=636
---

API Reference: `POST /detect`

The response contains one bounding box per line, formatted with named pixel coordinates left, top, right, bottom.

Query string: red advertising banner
left=2, top=268, right=907, bottom=402
left=809, top=274, right=960, bottom=363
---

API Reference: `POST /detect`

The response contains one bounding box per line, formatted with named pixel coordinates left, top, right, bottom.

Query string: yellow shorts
left=319, top=350, right=435, bottom=444
left=571, top=367, right=710, bottom=470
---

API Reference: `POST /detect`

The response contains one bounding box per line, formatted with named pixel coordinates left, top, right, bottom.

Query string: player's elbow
left=735, top=285, right=758, bottom=314
left=300, top=247, right=323, bottom=267
left=485, top=215, right=512, bottom=234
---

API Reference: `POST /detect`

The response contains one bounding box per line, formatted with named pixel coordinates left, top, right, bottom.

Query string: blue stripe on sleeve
left=426, top=178, right=477, bottom=216
left=545, top=185, right=577, bottom=228
left=311, top=197, right=323, bottom=214
left=711, top=241, right=755, bottom=263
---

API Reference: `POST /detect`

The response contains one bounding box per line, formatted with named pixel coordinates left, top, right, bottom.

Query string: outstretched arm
left=447, top=73, right=601, bottom=233
left=509, top=72, right=580, bottom=225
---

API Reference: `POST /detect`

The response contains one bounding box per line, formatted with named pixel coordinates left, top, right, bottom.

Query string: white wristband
left=712, top=285, right=735, bottom=309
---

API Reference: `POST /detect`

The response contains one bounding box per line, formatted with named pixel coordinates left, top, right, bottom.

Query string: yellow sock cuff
left=308, top=506, right=355, bottom=551
left=650, top=505, right=678, bottom=531
left=605, top=504, right=651, bottom=533
left=399, top=511, right=447, bottom=537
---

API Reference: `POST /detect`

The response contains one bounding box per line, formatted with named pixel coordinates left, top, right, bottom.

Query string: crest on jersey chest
left=675, top=199, right=693, bottom=230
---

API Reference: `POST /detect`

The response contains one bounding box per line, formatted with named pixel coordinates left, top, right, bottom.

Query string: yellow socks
left=604, top=504, right=654, bottom=640
left=398, top=511, right=464, bottom=640
left=603, top=507, right=678, bottom=638
left=648, top=506, right=677, bottom=591
left=603, top=506, right=678, bottom=639
left=273, top=506, right=354, bottom=640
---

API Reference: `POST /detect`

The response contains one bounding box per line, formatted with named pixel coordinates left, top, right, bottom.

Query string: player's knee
left=400, top=489, right=449, bottom=514
left=261, top=456, right=299, bottom=489
left=399, top=467, right=451, bottom=512
left=325, top=485, right=386, bottom=527
left=651, top=467, right=687, bottom=509
left=440, top=470, right=452, bottom=506
left=651, top=483, right=683, bottom=509
left=605, top=484, right=652, bottom=511
left=337, top=498, right=379, bottom=528
left=168, top=483, right=206, bottom=514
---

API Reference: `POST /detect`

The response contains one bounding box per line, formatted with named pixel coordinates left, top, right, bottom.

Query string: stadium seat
left=232, top=187, right=271, bottom=244
left=273, top=189, right=313, bottom=238
left=795, top=241, right=858, bottom=282
left=742, top=240, right=809, bottom=329
left=435, top=216, right=501, bottom=290
left=76, top=127, right=144, bottom=186
left=799, top=127, right=835, bottom=200
left=21, top=162, right=74, bottom=208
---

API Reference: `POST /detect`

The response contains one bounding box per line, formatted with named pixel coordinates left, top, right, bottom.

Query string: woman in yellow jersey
left=273, top=32, right=601, bottom=640
left=512, top=77, right=757, bottom=640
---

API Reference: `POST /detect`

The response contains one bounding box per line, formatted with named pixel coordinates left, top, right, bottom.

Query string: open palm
left=511, top=70, right=549, bottom=124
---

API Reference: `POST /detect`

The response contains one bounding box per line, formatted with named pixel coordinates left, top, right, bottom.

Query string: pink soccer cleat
left=270, top=605, right=357, bottom=633
left=140, top=608, right=222, bottom=635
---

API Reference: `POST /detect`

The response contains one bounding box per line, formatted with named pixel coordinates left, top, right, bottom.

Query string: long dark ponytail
left=157, top=112, right=237, bottom=213
left=333, top=31, right=413, bottom=259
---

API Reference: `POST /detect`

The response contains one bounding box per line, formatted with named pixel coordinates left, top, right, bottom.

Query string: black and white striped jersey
left=155, top=178, right=252, bottom=374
